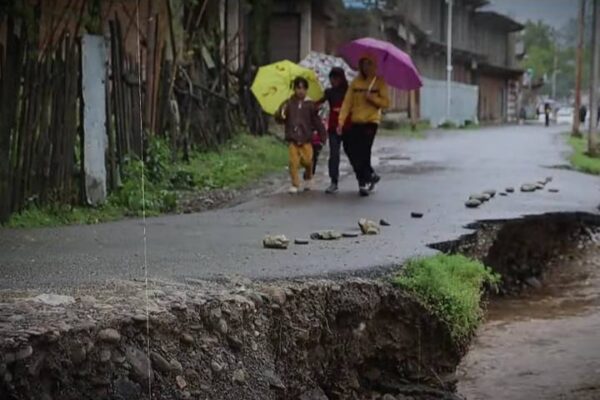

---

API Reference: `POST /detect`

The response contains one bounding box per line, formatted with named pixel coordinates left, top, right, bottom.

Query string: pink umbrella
left=338, top=37, right=423, bottom=90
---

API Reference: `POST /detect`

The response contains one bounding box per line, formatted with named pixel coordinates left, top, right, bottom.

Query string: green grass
left=379, top=120, right=430, bottom=139
left=459, top=121, right=480, bottom=130
left=183, top=134, right=288, bottom=190
left=392, top=254, right=500, bottom=343
left=5, top=134, right=288, bottom=228
left=6, top=204, right=125, bottom=228
left=568, top=136, right=600, bottom=175
left=439, top=120, right=479, bottom=130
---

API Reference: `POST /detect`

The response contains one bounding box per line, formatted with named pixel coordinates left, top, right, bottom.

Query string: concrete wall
left=420, top=77, right=479, bottom=126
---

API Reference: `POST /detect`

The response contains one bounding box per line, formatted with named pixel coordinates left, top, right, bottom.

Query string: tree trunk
left=573, top=0, right=586, bottom=137
left=589, top=0, right=600, bottom=155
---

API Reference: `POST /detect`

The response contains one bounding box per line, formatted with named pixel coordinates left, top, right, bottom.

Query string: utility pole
left=573, top=0, right=586, bottom=137
left=446, top=0, right=453, bottom=124
left=551, top=50, right=558, bottom=100
left=403, top=1, right=418, bottom=130
left=589, top=0, right=600, bottom=156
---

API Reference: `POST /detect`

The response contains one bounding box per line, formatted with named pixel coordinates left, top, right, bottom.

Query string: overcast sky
left=484, top=0, right=578, bottom=28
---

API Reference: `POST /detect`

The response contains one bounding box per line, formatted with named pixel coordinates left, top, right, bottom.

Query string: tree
left=521, top=18, right=592, bottom=100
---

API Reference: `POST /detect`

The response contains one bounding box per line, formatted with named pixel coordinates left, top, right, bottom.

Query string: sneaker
left=303, top=179, right=313, bottom=191
left=325, top=183, right=338, bottom=194
left=288, top=186, right=299, bottom=194
left=359, top=185, right=370, bottom=197
left=368, top=174, right=381, bottom=192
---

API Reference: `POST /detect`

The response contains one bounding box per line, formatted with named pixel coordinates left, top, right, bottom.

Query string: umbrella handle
left=368, top=77, right=377, bottom=92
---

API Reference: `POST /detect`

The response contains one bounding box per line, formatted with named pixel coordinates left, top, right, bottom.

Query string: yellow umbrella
left=251, top=60, right=324, bottom=115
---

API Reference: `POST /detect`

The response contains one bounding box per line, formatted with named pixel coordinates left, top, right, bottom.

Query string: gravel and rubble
left=0, top=277, right=463, bottom=400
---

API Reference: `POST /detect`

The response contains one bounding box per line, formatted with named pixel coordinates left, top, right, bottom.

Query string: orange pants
left=289, top=143, right=313, bottom=188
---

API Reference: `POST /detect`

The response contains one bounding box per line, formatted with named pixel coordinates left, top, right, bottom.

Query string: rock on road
left=1, top=124, right=599, bottom=290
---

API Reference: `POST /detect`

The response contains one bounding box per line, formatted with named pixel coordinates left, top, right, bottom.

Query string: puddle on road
left=457, top=240, right=600, bottom=400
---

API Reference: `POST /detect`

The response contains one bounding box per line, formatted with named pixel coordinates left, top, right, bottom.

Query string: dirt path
left=458, top=237, right=600, bottom=400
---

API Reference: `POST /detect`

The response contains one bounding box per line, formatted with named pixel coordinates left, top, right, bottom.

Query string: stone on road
left=310, top=230, right=342, bottom=240
left=358, top=219, right=379, bottom=235
left=263, top=235, right=289, bottom=250
left=465, top=199, right=482, bottom=208
left=469, top=193, right=490, bottom=202
left=521, top=183, right=537, bottom=192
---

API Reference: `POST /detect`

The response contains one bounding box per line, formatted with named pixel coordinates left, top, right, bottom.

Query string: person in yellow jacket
left=337, top=55, right=390, bottom=196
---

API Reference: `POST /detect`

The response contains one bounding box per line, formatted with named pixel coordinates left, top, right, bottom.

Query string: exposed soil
left=0, top=278, right=463, bottom=400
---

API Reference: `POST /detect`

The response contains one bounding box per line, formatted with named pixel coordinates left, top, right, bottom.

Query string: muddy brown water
left=457, top=240, right=600, bottom=400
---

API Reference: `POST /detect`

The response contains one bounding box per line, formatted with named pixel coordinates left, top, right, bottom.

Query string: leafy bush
left=110, top=159, right=177, bottom=216
left=393, top=254, right=500, bottom=342
left=170, top=168, right=196, bottom=189
left=144, top=136, right=171, bottom=184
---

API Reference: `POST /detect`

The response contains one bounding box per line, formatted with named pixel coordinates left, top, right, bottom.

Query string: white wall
left=420, top=77, right=479, bottom=126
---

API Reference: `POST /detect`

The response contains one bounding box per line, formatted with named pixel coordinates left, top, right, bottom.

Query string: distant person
left=580, top=105, right=587, bottom=124
left=317, top=67, right=351, bottom=194
left=338, top=56, right=390, bottom=196
left=544, top=103, right=551, bottom=127
left=276, top=77, right=326, bottom=194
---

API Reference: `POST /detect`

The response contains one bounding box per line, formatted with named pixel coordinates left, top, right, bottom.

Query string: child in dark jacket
left=276, top=77, right=327, bottom=194
left=317, top=67, right=350, bottom=194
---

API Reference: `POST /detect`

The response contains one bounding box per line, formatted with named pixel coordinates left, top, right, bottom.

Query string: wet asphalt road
left=1, top=124, right=599, bottom=290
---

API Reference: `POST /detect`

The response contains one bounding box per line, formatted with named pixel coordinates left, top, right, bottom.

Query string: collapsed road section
left=0, top=278, right=463, bottom=400
left=2, top=212, right=600, bottom=400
